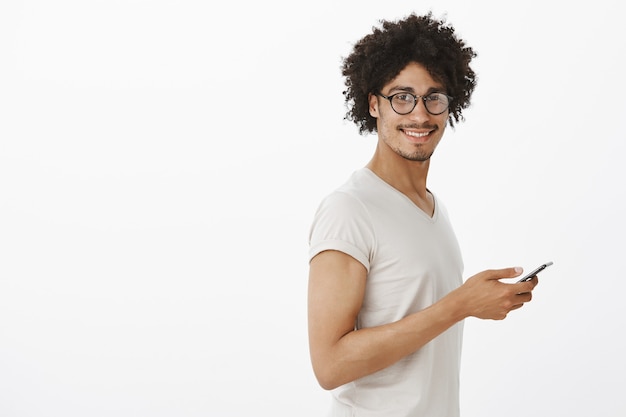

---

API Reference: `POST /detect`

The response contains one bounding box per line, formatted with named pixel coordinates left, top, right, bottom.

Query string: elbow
left=312, top=364, right=344, bottom=391
left=317, top=376, right=339, bottom=391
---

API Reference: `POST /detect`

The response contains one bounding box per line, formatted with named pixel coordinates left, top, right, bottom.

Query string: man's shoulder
left=332, top=168, right=381, bottom=196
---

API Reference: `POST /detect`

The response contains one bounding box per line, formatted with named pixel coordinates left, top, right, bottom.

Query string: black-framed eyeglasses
left=377, top=92, right=453, bottom=115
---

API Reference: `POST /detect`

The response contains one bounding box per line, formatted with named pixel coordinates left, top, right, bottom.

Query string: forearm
left=312, top=294, right=466, bottom=390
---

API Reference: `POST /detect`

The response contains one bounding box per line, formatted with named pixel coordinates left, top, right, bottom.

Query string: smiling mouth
left=403, top=130, right=430, bottom=138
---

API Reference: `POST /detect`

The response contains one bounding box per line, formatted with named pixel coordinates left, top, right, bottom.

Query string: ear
left=368, top=93, right=379, bottom=118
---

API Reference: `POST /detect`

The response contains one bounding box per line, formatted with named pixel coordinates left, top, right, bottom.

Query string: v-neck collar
left=362, top=167, right=438, bottom=221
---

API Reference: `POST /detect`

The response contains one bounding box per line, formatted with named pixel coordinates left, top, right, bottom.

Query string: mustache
left=397, top=123, right=438, bottom=130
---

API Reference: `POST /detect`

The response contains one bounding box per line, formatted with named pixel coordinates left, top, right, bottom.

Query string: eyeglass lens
left=391, top=93, right=450, bottom=115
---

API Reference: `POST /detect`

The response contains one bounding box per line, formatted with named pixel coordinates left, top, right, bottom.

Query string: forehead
left=383, top=62, right=444, bottom=93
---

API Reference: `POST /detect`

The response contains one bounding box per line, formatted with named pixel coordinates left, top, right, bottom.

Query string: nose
left=408, top=97, right=430, bottom=122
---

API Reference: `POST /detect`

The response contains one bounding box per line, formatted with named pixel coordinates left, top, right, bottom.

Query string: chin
left=398, top=149, right=434, bottom=162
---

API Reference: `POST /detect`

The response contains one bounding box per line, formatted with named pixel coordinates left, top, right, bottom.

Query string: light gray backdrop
left=1, top=0, right=624, bottom=416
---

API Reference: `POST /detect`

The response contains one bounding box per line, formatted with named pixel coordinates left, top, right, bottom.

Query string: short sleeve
left=308, top=191, right=374, bottom=272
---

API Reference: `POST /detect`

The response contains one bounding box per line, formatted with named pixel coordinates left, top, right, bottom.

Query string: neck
left=366, top=143, right=435, bottom=216
left=366, top=147, right=431, bottom=198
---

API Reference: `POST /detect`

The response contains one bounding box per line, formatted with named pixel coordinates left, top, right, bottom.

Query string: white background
left=1, top=1, right=624, bottom=416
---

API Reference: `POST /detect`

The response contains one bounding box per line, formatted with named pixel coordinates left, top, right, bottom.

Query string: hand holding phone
left=516, top=261, right=553, bottom=282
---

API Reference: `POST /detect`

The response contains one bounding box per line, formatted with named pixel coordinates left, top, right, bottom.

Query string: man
left=307, top=13, right=538, bottom=417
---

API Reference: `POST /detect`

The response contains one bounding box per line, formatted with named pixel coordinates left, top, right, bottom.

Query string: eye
left=393, top=93, right=415, bottom=103
left=425, top=93, right=447, bottom=103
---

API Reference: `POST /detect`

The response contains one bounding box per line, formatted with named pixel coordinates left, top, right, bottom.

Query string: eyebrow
left=386, top=85, right=445, bottom=95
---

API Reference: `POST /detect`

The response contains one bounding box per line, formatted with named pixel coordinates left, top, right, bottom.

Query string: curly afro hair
left=341, top=12, right=477, bottom=135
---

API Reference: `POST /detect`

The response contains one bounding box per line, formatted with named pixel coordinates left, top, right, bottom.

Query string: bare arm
left=307, top=250, right=538, bottom=390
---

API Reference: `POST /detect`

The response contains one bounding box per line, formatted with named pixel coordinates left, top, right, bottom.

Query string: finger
left=515, top=291, right=533, bottom=303
left=515, top=277, right=538, bottom=294
left=486, top=266, right=524, bottom=281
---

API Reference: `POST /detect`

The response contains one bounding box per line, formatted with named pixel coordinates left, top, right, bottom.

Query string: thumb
left=486, top=266, right=524, bottom=281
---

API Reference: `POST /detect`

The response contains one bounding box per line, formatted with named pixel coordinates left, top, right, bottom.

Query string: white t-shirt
left=309, top=168, right=464, bottom=417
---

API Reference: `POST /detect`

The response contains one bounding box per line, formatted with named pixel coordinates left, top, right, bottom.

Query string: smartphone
left=517, top=261, right=554, bottom=282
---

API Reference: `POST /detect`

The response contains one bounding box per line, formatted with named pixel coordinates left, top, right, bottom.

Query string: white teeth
left=405, top=131, right=429, bottom=138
